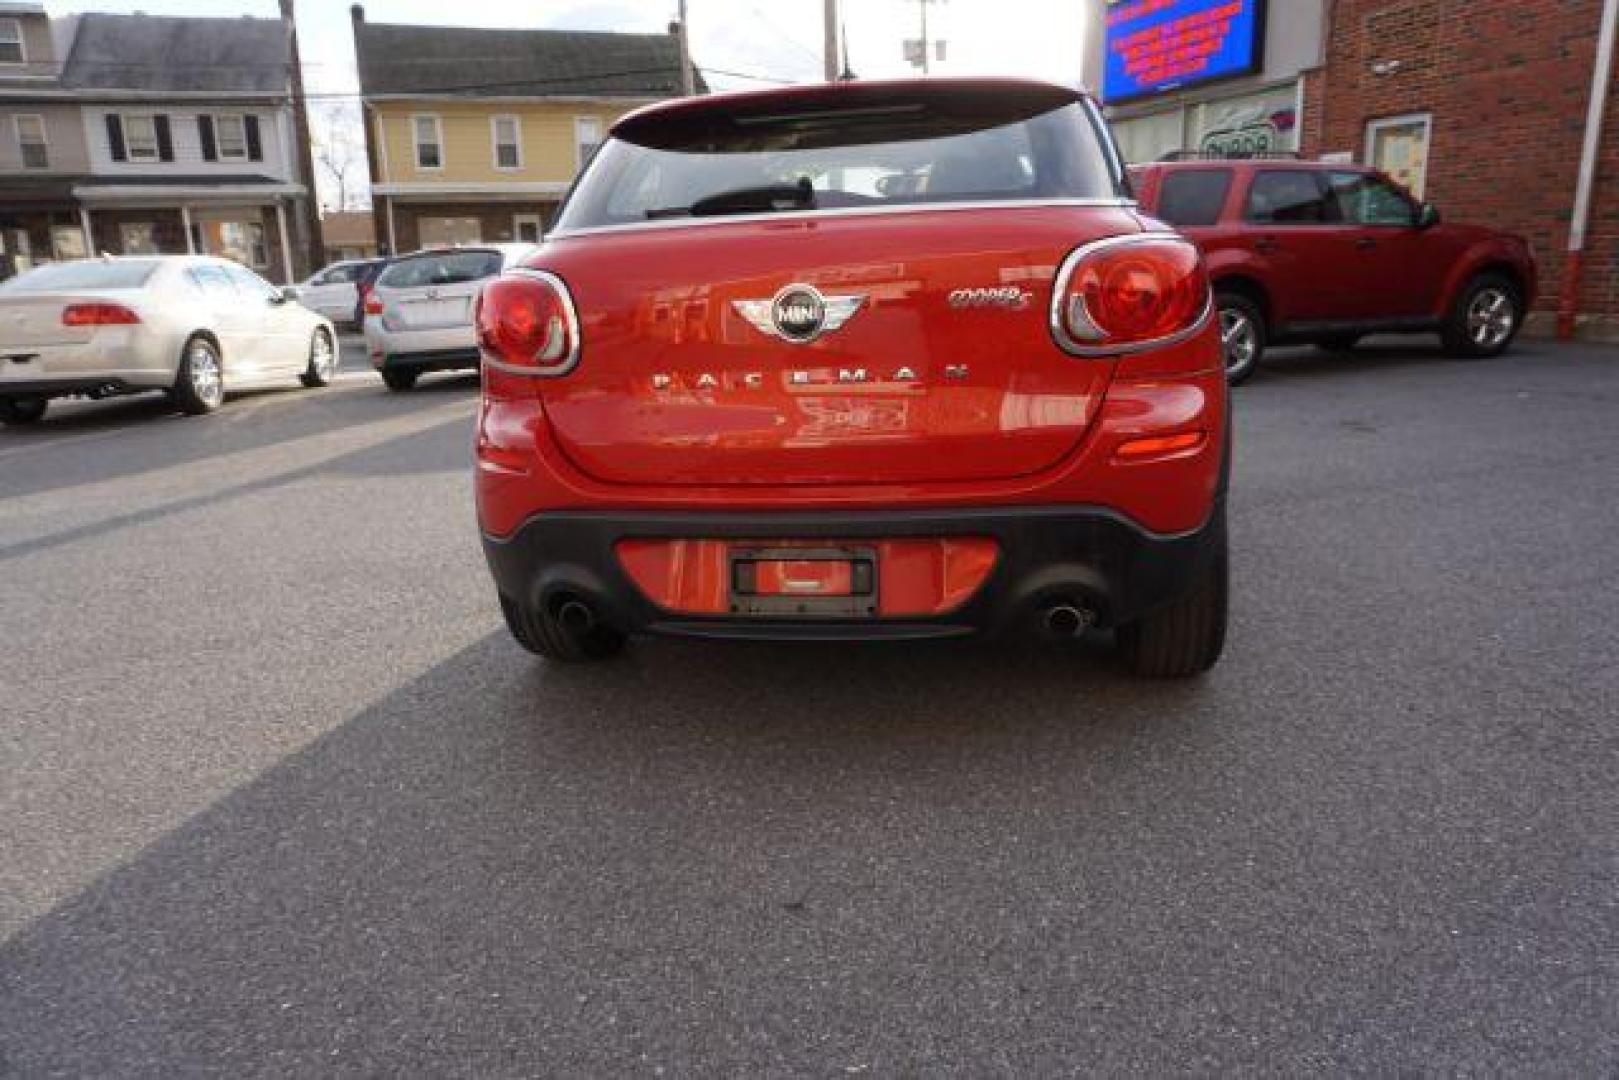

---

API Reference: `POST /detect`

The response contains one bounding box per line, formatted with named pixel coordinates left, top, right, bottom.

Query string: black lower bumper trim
left=1, top=378, right=141, bottom=399
left=483, top=502, right=1226, bottom=642
left=381, top=348, right=479, bottom=375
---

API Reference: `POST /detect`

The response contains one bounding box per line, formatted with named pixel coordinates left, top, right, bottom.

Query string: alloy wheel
left=311, top=331, right=336, bottom=381
left=189, top=341, right=223, bottom=408
left=1220, top=307, right=1258, bottom=374
left=1467, top=288, right=1516, bottom=349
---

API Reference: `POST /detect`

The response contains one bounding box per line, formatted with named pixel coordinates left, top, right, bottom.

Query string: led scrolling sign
left=1101, top=0, right=1267, bottom=104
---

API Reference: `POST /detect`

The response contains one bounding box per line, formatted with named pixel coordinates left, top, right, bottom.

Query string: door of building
left=513, top=213, right=543, bottom=243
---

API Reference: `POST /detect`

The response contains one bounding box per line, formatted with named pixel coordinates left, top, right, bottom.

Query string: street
left=1, top=337, right=1615, bottom=1073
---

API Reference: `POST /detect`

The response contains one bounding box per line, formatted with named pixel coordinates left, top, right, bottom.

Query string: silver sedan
left=0, top=255, right=338, bottom=425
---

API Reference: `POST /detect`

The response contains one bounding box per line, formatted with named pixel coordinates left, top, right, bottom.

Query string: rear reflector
left=475, top=270, right=580, bottom=376
left=1051, top=233, right=1209, bottom=356
left=62, top=302, right=139, bottom=326
left=1114, top=429, right=1207, bottom=462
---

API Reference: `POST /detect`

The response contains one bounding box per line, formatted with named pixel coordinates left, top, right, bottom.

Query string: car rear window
left=1155, top=169, right=1232, bottom=227
left=377, top=250, right=502, bottom=288
left=0, top=259, right=160, bottom=292
left=554, top=87, right=1121, bottom=231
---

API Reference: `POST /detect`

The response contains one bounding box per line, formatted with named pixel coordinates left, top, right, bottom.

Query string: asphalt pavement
left=1, top=336, right=1616, bottom=1075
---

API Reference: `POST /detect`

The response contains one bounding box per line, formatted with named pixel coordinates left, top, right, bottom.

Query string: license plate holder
left=729, top=546, right=877, bottom=618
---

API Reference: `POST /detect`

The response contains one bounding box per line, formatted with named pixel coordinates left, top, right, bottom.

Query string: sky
left=44, top=0, right=1093, bottom=208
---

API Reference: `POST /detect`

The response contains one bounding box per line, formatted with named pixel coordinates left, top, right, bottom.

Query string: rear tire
left=300, top=328, right=337, bottom=388
left=170, top=335, right=225, bottom=415
left=1443, top=273, right=1521, bottom=359
left=381, top=368, right=418, bottom=392
left=1216, top=291, right=1265, bottom=386
left=0, top=395, right=48, bottom=425
left=500, top=594, right=627, bottom=662
left=1117, top=550, right=1228, bottom=678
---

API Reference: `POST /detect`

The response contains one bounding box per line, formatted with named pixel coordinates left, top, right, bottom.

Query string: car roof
left=1140, top=158, right=1371, bottom=173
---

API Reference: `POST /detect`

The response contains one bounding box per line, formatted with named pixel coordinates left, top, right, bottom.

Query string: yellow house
left=352, top=7, right=697, bottom=253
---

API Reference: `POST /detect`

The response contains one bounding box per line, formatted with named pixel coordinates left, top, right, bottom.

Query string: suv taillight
left=62, top=302, right=140, bottom=326
left=1050, top=233, right=1210, bottom=355
left=363, top=295, right=384, bottom=316
left=475, top=270, right=580, bottom=376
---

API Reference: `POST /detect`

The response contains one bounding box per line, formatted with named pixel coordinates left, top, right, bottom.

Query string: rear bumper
left=365, top=322, right=479, bottom=372
left=482, top=501, right=1226, bottom=641
left=375, top=347, right=480, bottom=375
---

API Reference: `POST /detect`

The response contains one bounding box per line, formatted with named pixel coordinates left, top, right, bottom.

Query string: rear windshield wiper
left=647, top=178, right=816, bottom=219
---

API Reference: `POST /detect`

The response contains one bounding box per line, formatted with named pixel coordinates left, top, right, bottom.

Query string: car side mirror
left=272, top=287, right=294, bottom=305
left=1417, top=203, right=1441, bottom=229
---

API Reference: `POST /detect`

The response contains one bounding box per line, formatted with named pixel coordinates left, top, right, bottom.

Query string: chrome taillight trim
left=478, top=267, right=582, bottom=378
left=1048, top=231, right=1214, bottom=358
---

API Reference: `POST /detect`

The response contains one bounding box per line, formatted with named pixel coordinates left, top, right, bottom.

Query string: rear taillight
left=475, top=270, right=580, bottom=376
left=1050, top=233, right=1210, bottom=355
left=363, top=295, right=385, bottom=316
left=62, top=302, right=140, bottom=326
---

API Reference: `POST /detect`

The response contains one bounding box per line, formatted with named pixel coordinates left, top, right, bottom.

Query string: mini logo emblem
left=733, top=284, right=865, bottom=344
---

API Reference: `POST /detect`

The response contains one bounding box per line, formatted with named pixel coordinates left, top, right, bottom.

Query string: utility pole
left=920, top=0, right=930, bottom=74
left=279, top=0, right=323, bottom=280
left=902, top=0, right=943, bottom=75
left=823, top=0, right=839, bottom=82
left=677, top=0, right=696, bottom=95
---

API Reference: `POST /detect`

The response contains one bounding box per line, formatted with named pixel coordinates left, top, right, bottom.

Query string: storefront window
left=206, top=219, right=268, bottom=268
left=119, top=221, right=160, bottom=254
left=52, top=225, right=87, bottom=261
left=419, top=216, right=482, bottom=247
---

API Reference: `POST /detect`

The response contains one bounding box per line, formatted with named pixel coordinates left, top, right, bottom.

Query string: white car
left=363, top=244, right=538, bottom=391
left=0, top=256, right=337, bottom=425
left=290, top=258, right=385, bottom=328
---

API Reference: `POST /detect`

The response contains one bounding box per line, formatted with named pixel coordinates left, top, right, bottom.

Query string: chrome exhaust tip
left=1043, top=604, right=1094, bottom=638
left=556, top=598, right=596, bottom=634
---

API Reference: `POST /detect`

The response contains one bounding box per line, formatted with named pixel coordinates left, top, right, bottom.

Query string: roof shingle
left=353, top=20, right=699, bottom=99
left=62, top=13, right=290, bottom=95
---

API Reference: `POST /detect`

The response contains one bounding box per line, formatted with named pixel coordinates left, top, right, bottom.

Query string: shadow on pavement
left=0, top=377, right=480, bottom=501
left=0, top=628, right=1233, bottom=1075
left=1251, top=337, right=1552, bottom=384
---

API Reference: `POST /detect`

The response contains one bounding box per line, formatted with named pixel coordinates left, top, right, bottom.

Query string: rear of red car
left=475, top=79, right=1230, bottom=676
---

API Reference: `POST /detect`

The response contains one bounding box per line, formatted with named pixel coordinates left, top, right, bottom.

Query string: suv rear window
left=1155, top=169, right=1232, bottom=227
left=554, top=88, right=1120, bottom=231
left=377, top=250, right=502, bottom=289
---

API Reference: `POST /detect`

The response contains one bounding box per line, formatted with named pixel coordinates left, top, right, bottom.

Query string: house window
left=215, top=114, right=248, bottom=161
left=574, top=117, right=602, bottom=173
left=0, top=19, right=23, bottom=64
left=119, top=222, right=161, bottom=255
left=124, top=115, right=160, bottom=162
left=418, top=216, right=482, bottom=247
left=15, top=114, right=47, bottom=169
left=492, top=115, right=521, bottom=170
left=413, top=115, right=442, bottom=170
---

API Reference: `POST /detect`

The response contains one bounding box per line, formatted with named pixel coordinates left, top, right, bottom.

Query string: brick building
left=1301, top=0, right=1619, bottom=337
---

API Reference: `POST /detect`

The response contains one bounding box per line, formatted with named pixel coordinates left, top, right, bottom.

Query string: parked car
left=363, top=244, right=538, bottom=391
left=473, top=78, right=1230, bottom=677
left=1129, top=157, right=1538, bottom=383
left=291, top=257, right=388, bottom=328
left=0, top=255, right=337, bottom=425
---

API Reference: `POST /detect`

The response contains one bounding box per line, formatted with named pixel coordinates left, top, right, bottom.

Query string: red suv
left=1131, top=159, right=1537, bottom=383
left=474, top=79, right=1230, bottom=677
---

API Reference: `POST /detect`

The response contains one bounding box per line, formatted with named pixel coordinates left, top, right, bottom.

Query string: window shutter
left=198, top=115, right=217, bottom=161
left=245, top=115, right=262, bottom=162
left=154, top=114, right=174, bottom=162
left=105, top=114, right=126, bottom=162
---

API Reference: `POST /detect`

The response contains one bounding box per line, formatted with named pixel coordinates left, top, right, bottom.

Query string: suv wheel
left=170, top=335, right=225, bottom=415
left=1117, top=548, right=1228, bottom=678
left=500, top=594, right=627, bottom=662
left=0, top=395, right=48, bottom=425
left=1216, top=292, right=1265, bottom=385
left=381, top=368, right=418, bottom=392
left=1444, top=274, right=1521, bottom=358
